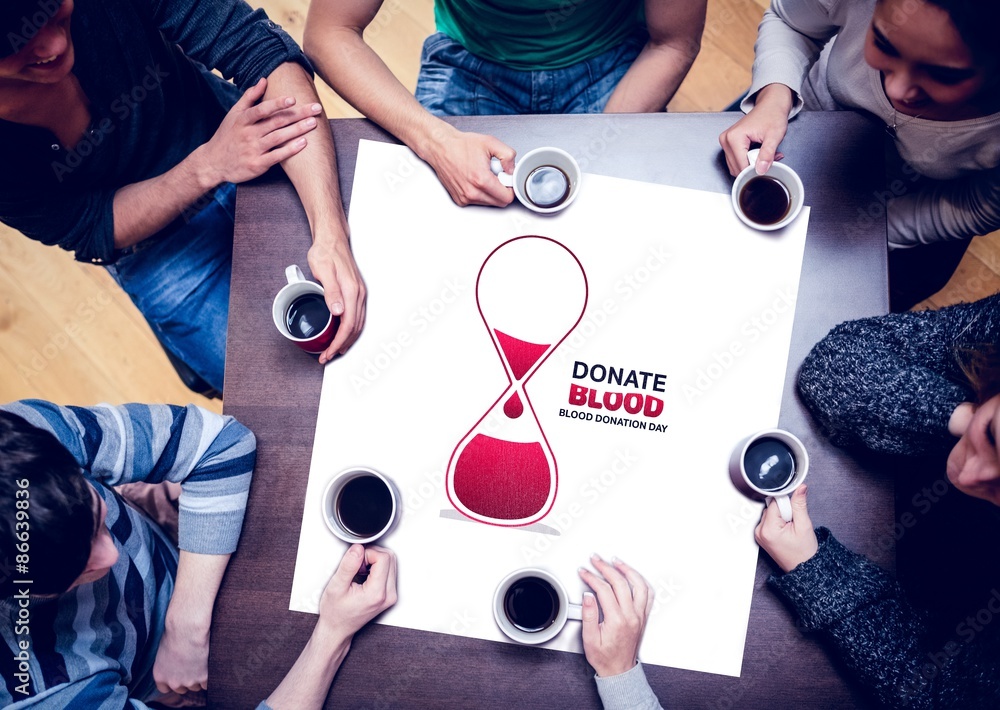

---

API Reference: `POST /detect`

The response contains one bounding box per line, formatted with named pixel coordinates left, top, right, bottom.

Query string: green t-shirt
left=434, top=0, right=645, bottom=71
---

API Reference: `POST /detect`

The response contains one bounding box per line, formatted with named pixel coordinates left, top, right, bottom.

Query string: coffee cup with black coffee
left=728, top=428, right=809, bottom=522
left=272, top=265, right=338, bottom=355
left=322, top=467, right=400, bottom=544
left=493, top=568, right=582, bottom=645
left=491, top=147, right=582, bottom=214
left=730, top=149, right=804, bottom=231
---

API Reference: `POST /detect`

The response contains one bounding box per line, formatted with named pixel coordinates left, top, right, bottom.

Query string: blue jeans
left=415, top=31, right=647, bottom=116
left=105, top=183, right=236, bottom=393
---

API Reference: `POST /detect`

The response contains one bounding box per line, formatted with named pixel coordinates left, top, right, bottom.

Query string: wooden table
left=211, top=112, right=891, bottom=708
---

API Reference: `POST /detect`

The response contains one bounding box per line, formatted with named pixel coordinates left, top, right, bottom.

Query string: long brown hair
left=957, top=344, right=1000, bottom=403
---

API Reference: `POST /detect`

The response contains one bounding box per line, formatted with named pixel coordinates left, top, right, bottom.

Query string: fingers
left=590, top=555, right=635, bottom=610
left=614, top=558, right=652, bottom=618
left=754, top=138, right=780, bottom=175
left=330, top=543, right=367, bottom=589
left=720, top=128, right=751, bottom=177
left=489, top=140, right=516, bottom=175
left=580, top=590, right=601, bottom=651
left=790, top=485, right=812, bottom=526
left=233, top=77, right=267, bottom=111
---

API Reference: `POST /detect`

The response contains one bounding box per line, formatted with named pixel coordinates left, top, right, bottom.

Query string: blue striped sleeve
left=0, top=401, right=256, bottom=555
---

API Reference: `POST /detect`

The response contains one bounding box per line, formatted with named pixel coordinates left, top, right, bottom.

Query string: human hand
left=153, top=615, right=209, bottom=696
left=946, top=393, right=1000, bottom=506
left=196, top=77, right=320, bottom=188
left=718, top=83, right=793, bottom=177
left=307, top=235, right=367, bottom=363
left=423, top=126, right=516, bottom=207
left=578, top=555, right=653, bottom=678
left=754, top=485, right=819, bottom=573
left=317, top=544, right=397, bottom=644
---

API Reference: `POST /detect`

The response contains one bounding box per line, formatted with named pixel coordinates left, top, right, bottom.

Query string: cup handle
left=566, top=602, right=583, bottom=622
left=768, top=494, right=793, bottom=522
left=746, top=148, right=760, bottom=171
left=490, top=156, right=514, bottom=188
left=285, top=265, right=305, bottom=284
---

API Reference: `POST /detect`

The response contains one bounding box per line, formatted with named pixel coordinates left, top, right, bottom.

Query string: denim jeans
left=414, top=30, right=647, bottom=116
left=105, top=183, right=236, bottom=393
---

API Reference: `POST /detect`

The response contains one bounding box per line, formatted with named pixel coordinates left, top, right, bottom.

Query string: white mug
left=728, top=428, right=809, bottom=522
left=493, top=568, right=582, bottom=645
left=731, top=149, right=805, bottom=231
left=321, top=466, right=400, bottom=544
left=491, top=147, right=582, bottom=214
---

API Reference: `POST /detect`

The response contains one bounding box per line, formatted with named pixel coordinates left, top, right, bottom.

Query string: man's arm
left=303, top=0, right=515, bottom=208
left=603, top=0, right=707, bottom=113
left=258, top=61, right=367, bottom=361
left=153, top=550, right=230, bottom=695
left=111, top=78, right=318, bottom=250
left=261, top=545, right=397, bottom=710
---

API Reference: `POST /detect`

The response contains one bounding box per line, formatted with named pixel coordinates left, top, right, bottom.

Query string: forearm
left=264, top=625, right=351, bottom=710
left=111, top=146, right=219, bottom=249
left=164, top=550, right=231, bottom=639
left=303, top=23, right=454, bottom=167
left=604, top=41, right=697, bottom=113
left=262, top=62, right=348, bottom=243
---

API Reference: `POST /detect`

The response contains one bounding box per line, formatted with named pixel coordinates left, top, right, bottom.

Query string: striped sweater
left=0, top=400, right=255, bottom=708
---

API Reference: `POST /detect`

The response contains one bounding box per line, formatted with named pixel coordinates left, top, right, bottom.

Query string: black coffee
left=524, top=165, right=570, bottom=208
left=503, top=576, right=559, bottom=633
left=744, top=437, right=795, bottom=491
left=285, top=293, right=330, bottom=339
left=336, top=474, right=393, bottom=537
left=739, top=175, right=791, bottom=226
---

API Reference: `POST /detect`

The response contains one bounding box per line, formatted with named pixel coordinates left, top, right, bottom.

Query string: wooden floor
left=2, top=0, right=998, bottom=410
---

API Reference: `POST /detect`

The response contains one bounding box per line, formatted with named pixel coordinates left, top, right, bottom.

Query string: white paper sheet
left=290, top=140, right=809, bottom=677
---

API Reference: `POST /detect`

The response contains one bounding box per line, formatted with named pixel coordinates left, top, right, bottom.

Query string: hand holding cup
left=754, top=485, right=819, bottom=573
left=729, top=428, right=809, bottom=521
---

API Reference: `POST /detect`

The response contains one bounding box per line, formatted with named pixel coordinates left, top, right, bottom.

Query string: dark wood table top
left=212, top=112, right=891, bottom=709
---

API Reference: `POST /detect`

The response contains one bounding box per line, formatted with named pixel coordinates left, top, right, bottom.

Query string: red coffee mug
left=272, top=265, right=337, bottom=354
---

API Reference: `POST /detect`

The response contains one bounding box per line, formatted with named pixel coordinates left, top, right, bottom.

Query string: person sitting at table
left=302, top=0, right=707, bottom=208
left=0, top=399, right=399, bottom=709
left=718, top=0, right=1000, bottom=311
left=580, top=555, right=664, bottom=710
left=0, top=0, right=366, bottom=395
left=752, top=295, right=1000, bottom=708
left=0, top=399, right=257, bottom=706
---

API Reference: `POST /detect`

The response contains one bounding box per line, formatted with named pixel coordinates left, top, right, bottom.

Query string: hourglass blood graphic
left=446, top=236, right=588, bottom=527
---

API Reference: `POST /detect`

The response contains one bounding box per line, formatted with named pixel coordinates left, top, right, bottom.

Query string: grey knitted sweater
left=797, top=294, right=1000, bottom=456
left=772, top=529, right=999, bottom=709
left=776, top=295, right=1000, bottom=707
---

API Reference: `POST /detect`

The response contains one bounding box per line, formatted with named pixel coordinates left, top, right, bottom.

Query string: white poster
left=290, top=140, right=809, bottom=677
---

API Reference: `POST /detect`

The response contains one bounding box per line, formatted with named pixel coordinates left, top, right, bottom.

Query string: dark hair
left=956, top=344, right=1000, bottom=403
left=0, top=410, right=94, bottom=597
left=924, top=0, right=1000, bottom=73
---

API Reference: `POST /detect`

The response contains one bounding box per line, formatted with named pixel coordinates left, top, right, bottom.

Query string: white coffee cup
left=491, top=147, right=582, bottom=214
left=731, top=149, right=804, bottom=231
left=321, top=466, right=400, bottom=544
left=728, top=428, right=809, bottom=522
left=493, top=568, right=582, bottom=645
